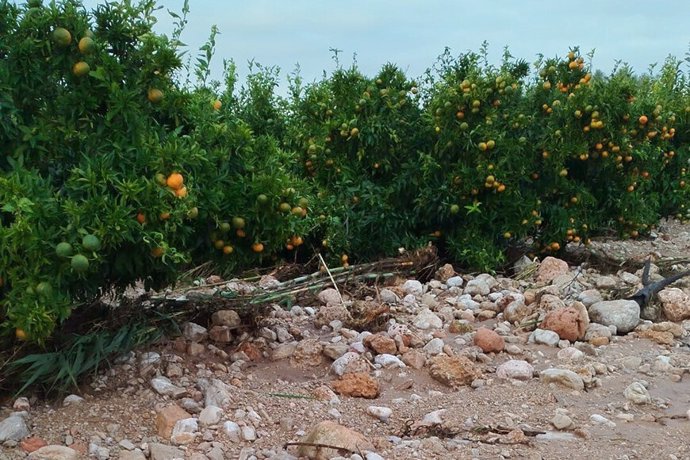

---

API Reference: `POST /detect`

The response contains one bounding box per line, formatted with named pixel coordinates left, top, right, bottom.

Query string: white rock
left=374, top=354, right=406, bottom=369
left=403, top=280, right=424, bottom=296
left=150, top=377, right=186, bottom=398
left=619, top=272, right=640, bottom=285
left=578, top=289, right=603, bottom=307
left=413, top=308, right=443, bottom=330
left=423, top=338, right=444, bottom=356
left=0, top=414, right=30, bottom=442
left=171, top=418, right=198, bottom=444
left=557, top=347, right=585, bottom=362
left=584, top=323, right=612, bottom=341
left=62, top=394, right=85, bottom=407
left=464, top=277, right=490, bottom=296
left=590, top=414, right=616, bottom=427
left=367, top=406, right=393, bottom=422
left=379, top=288, right=399, bottom=303
left=12, top=397, right=30, bottom=412
left=222, top=421, right=241, bottom=443
left=589, top=300, right=640, bottom=334
left=241, top=425, right=257, bottom=441
left=624, top=381, right=651, bottom=404
left=496, top=360, right=534, bottom=380
left=446, top=276, right=464, bottom=288
left=540, top=368, right=585, bottom=390
left=198, top=378, right=233, bottom=408
left=318, top=288, right=342, bottom=306
left=199, top=405, right=223, bottom=427
left=139, top=351, right=161, bottom=366
left=420, top=409, right=446, bottom=426
left=182, top=322, right=208, bottom=342
left=88, top=443, right=110, bottom=460
left=530, top=328, right=560, bottom=347
left=331, top=352, right=363, bottom=376
left=364, top=452, right=385, bottom=460
left=457, top=294, right=481, bottom=311
left=551, top=413, right=573, bottom=430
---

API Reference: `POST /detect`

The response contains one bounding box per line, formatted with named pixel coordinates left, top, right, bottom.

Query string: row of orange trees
left=1, top=0, right=690, bottom=344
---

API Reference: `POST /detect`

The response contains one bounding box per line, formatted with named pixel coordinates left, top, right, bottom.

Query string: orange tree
left=0, top=0, right=314, bottom=343
left=285, top=61, right=430, bottom=264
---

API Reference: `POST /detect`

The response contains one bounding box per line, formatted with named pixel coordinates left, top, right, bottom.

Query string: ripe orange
left=638, top=115, right=648, bottom=125
left=159, top=212, right=171, bottom=220
left=151, top=247, right=164, bottom=258
left=236, top=229, right=246, bottom=238
left=147, top=88, right=164, bottom=104
left=251, top=242, right=264, bottom=253
left=350, top=127, right=359, bottom=137
left=166, top=172, right=184, bottom=190
left=291, top=206, right=304, bottom=216
left=136, top=212, right=146, bottom=224
left=15, top=328, right=28, bottom=341
left=291, top=235, right=304, bottom=246
left=341, top=254, right=349, bottom=263
left=213, top=99, right=222, bottom=110
left=486, top=140, right=496, bottom=150
left=72, top=61, right=90, bottom=77
left=286, top=243, right=294, bottom=251
left=222, top=245, right=234, bottom=255
left=478, top=142, right=488, bottom=152
left=550, top=242, right=561, bottom=251
left=175, top=186, right=188, bottom=198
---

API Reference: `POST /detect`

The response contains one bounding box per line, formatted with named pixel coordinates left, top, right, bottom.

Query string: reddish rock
left=209, top=325, right=233, bottom=343
left=428, top=355, right=482, bottom=388
left=435, top=263, right=456, bottom=282
left=155, top=404, right=191, bottom=439
left=330, top=373, right=380, bottom=399
left=401, top=350, right=426, bottom=369
left=236, top=341, right=262, bottom=361
left=20, top=437, right=47, bottom=453
left=298, top=421, right=374, bottom=459
left=473, top=327, right=504, bottom=353
left=637, top=329, right=675, bottom=345
left=186, top=342, right=205, bottom=356
left=536, top=257, right=569, bottom=283
left=589, top=336, right=609, bottom=347
left=364, top=334, right=397, bottom=355
left=291, top=339, right=324, bottom=367
left=541, top=307, right=588, bottom=342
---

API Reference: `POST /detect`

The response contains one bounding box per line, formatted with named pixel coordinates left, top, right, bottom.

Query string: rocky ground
left=2, top=220, right=690, bottom=460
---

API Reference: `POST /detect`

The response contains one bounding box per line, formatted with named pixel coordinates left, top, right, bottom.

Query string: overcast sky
left=76, top=0, right=690, bottom=89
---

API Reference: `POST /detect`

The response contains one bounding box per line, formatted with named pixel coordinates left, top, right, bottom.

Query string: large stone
left=503, top=300, right=534, bottom=323
left=27, top=446, right=79, bottom=460
left=413, top=308, right=443, bottom=330
left=473, top=327, right=504, bottom=353
left=314, top=303, right=351, bottom=328
left=401, top=350, right=426, bottom=369
left=496, top=360, right=534, bottom=380
left=578, top=289, right=603, bottom=307
left=540, top=368, right=585, bottom=390
left=539, top=294, right=566, bottom=311
left=530, top=328, right=560, bottom=346
left=403, top=279, right=424, bottom=296
left=209, top=325, right=233, bottom=343
left=318, top=288, right=343, bottom=305
left=363, top=334, right=397, bottom=355
left=291, top=338, right=324, bottom=367
left=0, top=413, right=29, bottom=442
left=428, top=355, right=481, bottom=388
left=298, top=421, right=374, bottom=459
left=658, top=288, right=690, bottom=322
left=272, top=341, right=298, bottom=360
left=589, top=300, right=640, bottom=334
left=211, top=309, right=241, bottom=327
left=197, top=378, right=233, bottom=408
left=149, top=443, right=185, bottom=460
left=331, top=352, right=369, bottom=376
left=435, top=264, right=456, bottom=282
left=199, top=405, right=224, bottom=427
left=540, top=306, right=588, bottom=342
left=464, top=275, right=494, bottom=296
left=155, top=405, right=191, bottom=439
left=182, top=322, right=208, bottom=342
left=331, top=373, right=380, bottom=399
left=536, top=257, right=569, bottom=283
left=150, top=376, right=187, bottom=398
left=170, top=417, right=198, bottom=444
left=624, top=381, right=651, bottom=404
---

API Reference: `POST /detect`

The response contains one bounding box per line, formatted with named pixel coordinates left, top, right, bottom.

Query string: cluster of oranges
left=52, top=27, right=95, bottom=77
left=165, top=172, right=188, bottom=198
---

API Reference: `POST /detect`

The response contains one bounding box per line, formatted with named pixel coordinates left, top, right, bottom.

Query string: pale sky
left=74, top=1, right=690, bottom=88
